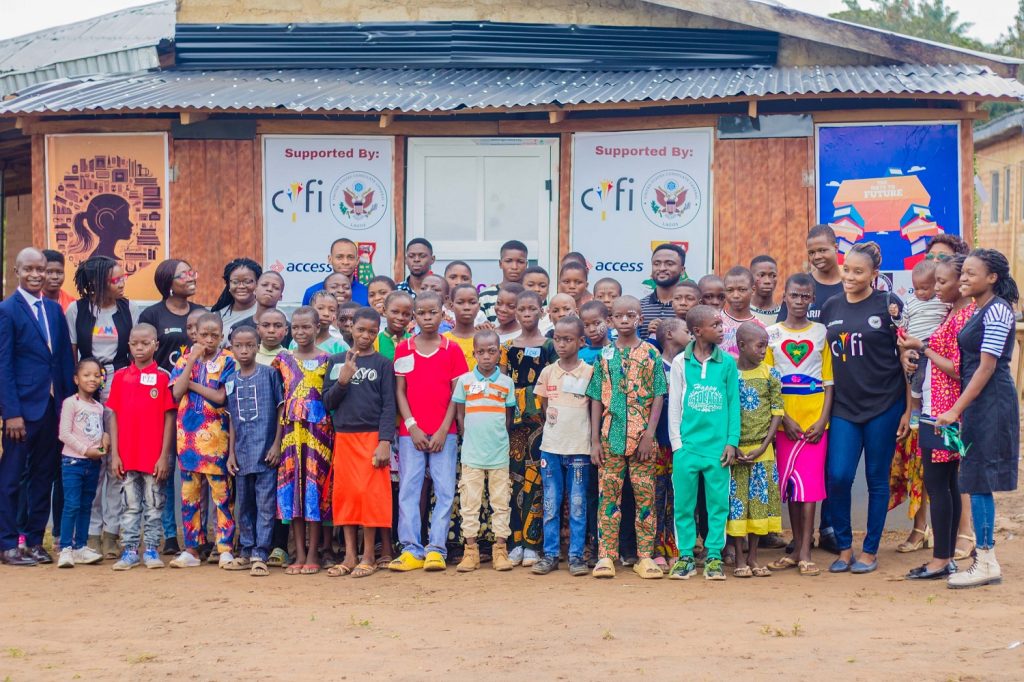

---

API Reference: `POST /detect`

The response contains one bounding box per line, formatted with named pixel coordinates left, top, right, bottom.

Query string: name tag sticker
left=205, top=360, right=221, bottom=374
left=140, top=373, right=157, bottom=386
left=524, top=347, right=541, bottom=358
left=225, top=381, right=235, bottom=396
left=302, top=359, right=319, bottom=371
left=394, top=355, right=414, bottom=374
left=602, top=346, right=615, bottom=361
left=330, top=364, right=342, bottom=380
left=563, top=376, right=589, bottom=395
left=468, top=381, right=486, bottom=395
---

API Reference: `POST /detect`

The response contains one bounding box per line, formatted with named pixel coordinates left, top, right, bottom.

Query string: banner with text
left=571, top=129, right=713, bottom=296
left=263, top=135, right=394, bottom=304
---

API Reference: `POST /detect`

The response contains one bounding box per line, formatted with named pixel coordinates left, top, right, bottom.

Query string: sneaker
left=522, top=548, right=540, bottom=567
left=73, top=546, right=103, bottom=565
left=58, top=547, right=75, bottom=568
left=218, top=551, right=235, bottom=569
left=142, top=548, right=164, bottom=569
left=531, top=556, right=559, bottom=575
left=568, top=558, right=589, bottom=577
left=704, top=558, right=726, bottom=581
left=112, top=547, right=140, bottom=571
left=169, top=550, right=202, bottom=568
left=161, top=537, right=180, bottom=556
left=508, top=546, right=524, bottom=566
left=668, top=556, right=697, bottom=580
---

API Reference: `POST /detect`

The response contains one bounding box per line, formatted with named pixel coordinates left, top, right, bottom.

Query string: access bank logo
left=269, top=259, right=332, bottom=274
left=642, top=170, right=701, bottom=230
left=329, top=172, right=387, bottom=230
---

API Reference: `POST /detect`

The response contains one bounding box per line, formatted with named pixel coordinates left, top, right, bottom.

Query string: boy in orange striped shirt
left=452, top=330, right=517, bottom=572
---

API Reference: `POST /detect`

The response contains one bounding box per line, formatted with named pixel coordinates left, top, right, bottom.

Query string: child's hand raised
left=372, top=441, right=391, bottom=468
left=338, top=350, right=358, bottom=384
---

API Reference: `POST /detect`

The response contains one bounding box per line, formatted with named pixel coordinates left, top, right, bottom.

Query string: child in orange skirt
left=323, top=307, right=396, bottom=578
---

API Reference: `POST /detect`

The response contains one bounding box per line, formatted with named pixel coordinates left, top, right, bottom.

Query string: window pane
left=991, top=171, right=1000, bottom=223
left=483, top=156, right=542, bottom=242
left=423, top=156, right=479, bottom=242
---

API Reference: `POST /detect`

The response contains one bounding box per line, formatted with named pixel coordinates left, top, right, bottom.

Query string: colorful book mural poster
left=45, top=133, right=169, bottom=301
left=816, top=122, right=961, bottom=293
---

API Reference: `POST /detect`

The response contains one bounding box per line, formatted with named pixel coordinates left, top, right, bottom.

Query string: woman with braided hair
left=940, top=249, right=1019, bottom=589
left=211, top=258, right=262, bottom=336
left=65, top=255, right=137, bottom=559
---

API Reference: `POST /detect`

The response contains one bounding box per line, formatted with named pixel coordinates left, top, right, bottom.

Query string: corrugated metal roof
left=0, top=0, right=173, bottom=96
left=2, top=63, right=1022, bottom=115
left=974, top=108, right=1024, bottom=146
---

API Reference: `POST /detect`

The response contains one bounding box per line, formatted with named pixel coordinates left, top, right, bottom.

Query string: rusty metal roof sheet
left=2, top=63, right=1022, bottom=115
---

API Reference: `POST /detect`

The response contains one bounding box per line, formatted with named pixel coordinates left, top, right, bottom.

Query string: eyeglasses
left=109, top=275, right=128, bottom=286
left=230, top=278, right=256, bottom=287
left=925, top=253, right=952, bottom=262
left=174, top=269, right=199, bottom=281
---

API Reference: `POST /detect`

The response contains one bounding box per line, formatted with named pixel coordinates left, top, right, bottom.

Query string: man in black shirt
left=639, top=243, right=687, bottom=340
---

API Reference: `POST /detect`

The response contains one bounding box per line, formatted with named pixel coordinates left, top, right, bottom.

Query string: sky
left=0, top=0, right=1019, bottom=43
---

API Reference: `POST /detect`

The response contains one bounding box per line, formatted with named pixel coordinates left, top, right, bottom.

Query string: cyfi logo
left=579, top=177, right=634, bottom=220
left=270, top=179, right=324, bottom=222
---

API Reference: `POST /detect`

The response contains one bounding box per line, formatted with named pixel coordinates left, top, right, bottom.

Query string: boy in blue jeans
left=532, top=316, right=595, bottom=576
left=667, top=305, right=739, bottom=581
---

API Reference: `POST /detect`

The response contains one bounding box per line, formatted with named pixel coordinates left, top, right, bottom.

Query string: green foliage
left=831, top=0, right=985, bottom=50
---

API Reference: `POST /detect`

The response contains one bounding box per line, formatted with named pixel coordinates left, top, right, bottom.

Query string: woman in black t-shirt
left=820, top=242, right=909, bottom=575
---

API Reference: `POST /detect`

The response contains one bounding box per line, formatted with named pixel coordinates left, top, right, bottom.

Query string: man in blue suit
left=0, top=247, right=75, bottom=565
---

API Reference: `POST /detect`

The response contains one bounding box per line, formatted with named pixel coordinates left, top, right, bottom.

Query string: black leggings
left=921, top=449, right=961, bottom=560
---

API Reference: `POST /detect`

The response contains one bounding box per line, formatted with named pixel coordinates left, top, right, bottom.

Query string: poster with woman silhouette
left=45, top=133, right=169, bottom=300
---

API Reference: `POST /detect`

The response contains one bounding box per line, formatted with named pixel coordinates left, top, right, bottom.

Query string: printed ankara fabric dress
left=273, top=352, right=334, bottom=522
left=727, top=364, right=784, bottom=537
left=502, top=339, right=557, bottom=551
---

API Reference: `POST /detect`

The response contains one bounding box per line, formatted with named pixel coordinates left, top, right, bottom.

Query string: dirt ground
left=1, top=473, right=1023, bottom=681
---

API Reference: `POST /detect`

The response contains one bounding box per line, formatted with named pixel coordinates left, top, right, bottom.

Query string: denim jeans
left=397, top=435, right=458, bottom=559
left=236, top=470, right=276, bottom=561
left=120, top=471, right=166, bottom=550
left=541, top=453, right=589, bottom=560
left=60, top=456, right=101, bottom=550
left=161, top=469, right=177, bottom=542
left=970, top=493, right=995, bottom=549
left=827, top=398, right=905, bottom=555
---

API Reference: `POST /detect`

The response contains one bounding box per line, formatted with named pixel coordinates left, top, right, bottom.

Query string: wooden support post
left=379, top=113, right=394, bottom=129
left=179, top=112, right=208, bottom=126
left=747, top=99, right=758, bottom=119
left=392, top=135, right=406, bottom=281
left=558, top=132, right=572, bottom=262
left=549, top=110, right=566, bottom=124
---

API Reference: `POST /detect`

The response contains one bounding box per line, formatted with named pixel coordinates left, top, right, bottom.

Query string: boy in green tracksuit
left=666, top=305, right=740, bottom=581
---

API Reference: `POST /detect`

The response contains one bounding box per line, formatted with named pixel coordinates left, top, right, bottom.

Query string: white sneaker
left=73, top=546, right=104, bottom=565
left=169, top=550, right=202, bottom=568
left=508, top=545, right=524, bottom=566
left=218, top=551, right=235, bottom=568
left=522, top=548, right=540, bottom=567
left=948, top=548, right=1002, bottom=589
left=58, top=547, right=75, bottom=568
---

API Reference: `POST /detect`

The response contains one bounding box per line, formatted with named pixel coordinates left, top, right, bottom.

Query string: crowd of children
left=4, top=229, right=1018, bottom=589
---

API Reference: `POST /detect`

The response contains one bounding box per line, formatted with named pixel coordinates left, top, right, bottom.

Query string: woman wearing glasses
left=65, top=255, right=139, bottom=560
left=138, top=258, right=206, bottom=556
left=211, top=258, right=262, bottom=335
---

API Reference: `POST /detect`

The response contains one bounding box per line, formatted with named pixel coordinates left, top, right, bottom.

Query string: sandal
left=751, top=566, right=772, bottom=578
left=352, top=562, right=377, bottom=578
left=632, top=557, right=663, bottom=579
left=375, top=556, right=393, bottom=570
left=299, top=564, right=321, bottom=575
left=653, top=556, right=669, bottom=574
left=733, top=565, right=753, bottom=578
left=798, top=560, right=821, bottom=576
left=592, top=557, right=616, bottom=578
left=326, top=564, right=353, bottom=577
left=222, top=556, right=252, bottom=571
left=249, top=560, right=269, bottom=577
left=267, top=548, right=288, bottom=567
left=896, top=527, right=932, bottom=553
left=953, top=534, right=976, bottom=561
left=284, top=564, right=302, bottom=575
left=768, top=556, right=798, bottom=570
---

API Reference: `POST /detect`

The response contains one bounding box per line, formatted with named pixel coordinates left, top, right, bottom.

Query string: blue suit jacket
left=0, top=292, right=75, bottom=422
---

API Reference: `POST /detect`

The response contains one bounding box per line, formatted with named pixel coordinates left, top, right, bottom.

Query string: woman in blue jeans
left=820, top=242, right=910, bottom=574
left=940, top=249, right=1019, bottom=589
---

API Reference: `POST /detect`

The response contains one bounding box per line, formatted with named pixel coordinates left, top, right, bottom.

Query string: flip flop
left=769, top=556, right=798, bottom=570
left=733, top=565, right=753, bottom=578
left=326, top=564, right=352, bottom=577
left=222, top=557, right=251, bottom=571
left=249, top=560, right=269, bottom=577
left=284, top=564, right=302, bottom=575
left=751, top=566, right=772, bottom=577
left=300, top=564, right=321, bottom=575
left=798, top=560, right=821, bottom=576
left=375, top=556, right=393, bottom=570
left=352, top=562, right=377, bottom=578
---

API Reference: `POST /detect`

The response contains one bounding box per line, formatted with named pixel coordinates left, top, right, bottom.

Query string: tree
left=996, top=0, right=1024, bottom=58
left=830, top=0, right=985, bottom=50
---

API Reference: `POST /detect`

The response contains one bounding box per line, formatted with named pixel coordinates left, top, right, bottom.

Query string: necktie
left=33, top=300, right=50, bottom=348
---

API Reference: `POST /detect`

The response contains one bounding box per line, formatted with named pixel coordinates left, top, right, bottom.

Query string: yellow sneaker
left=423, top=551, right=446, bottom=572
left=388, top=551, right=424, bottom=572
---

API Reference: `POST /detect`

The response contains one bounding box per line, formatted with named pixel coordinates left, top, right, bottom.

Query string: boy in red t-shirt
left=107, top=324, right=177, bottom=570
left=389, top=291, right=469, bottom=573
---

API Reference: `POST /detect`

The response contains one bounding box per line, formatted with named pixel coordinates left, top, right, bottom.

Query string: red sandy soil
left=1, top=469, right=1022, bottom=681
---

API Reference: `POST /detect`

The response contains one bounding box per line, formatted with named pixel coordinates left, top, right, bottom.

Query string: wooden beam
left=960, top=121, right=975, bottom=247
left=812, top=108, right=987, bottom=123
left=549, top=110, right=566, bottom=124
left=14, top=117, right=28, bottom=130
left=558, top=132, right=572, bottom=263
left=379, top=113, right=393, bottom=129
left=30, top=134, right=45, bottom=250
left=962, top=100, right=978, bottom=113
left=747, top=100, right=757, bottom=119
left=392, top=136, right=406, bottom=282
left=257, top=119, right=501, bottom=136
left=500, top=114, right=720, bottom=134
left=14, top=118, right=174, bottom=134
left=179, top=112, right=208, bottom=126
